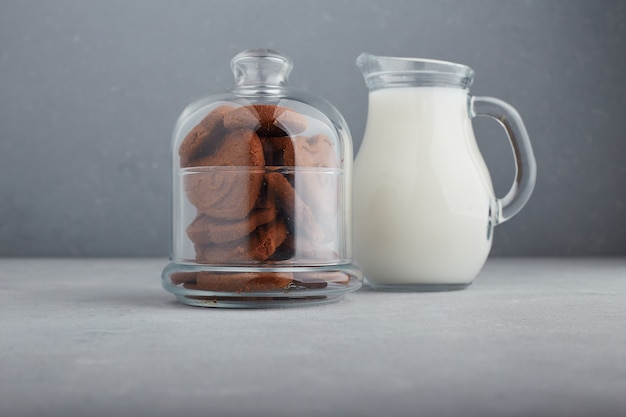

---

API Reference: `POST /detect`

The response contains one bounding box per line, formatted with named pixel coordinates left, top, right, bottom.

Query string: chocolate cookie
left=260, top=136, right=295, bottom=166
left=253, top=179, right=275, bottom=210
left=293, top=134, right=337, bottom=168
left=195, top=271, right=294, bottom=292
left=179, top=105, right=233, bottom=167
left=292, top=134, right=339, bottom=219
left=186, top=203, right=277, bottom=245
left=170, top=271, right=198, bottom=286
left=192, top=128, right=265, bottom=167
left=294, top=271, right=350, bottom=285
left=223, top=104, right=307, bottom=137
left=196, top=220, right=288, bottom=263
left=265, top=172, right=325, bottom=242
left=184, top=129, right=265, bottom=220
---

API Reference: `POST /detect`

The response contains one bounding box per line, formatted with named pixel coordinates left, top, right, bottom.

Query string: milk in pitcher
left=354, top=86, right=496, bottom=288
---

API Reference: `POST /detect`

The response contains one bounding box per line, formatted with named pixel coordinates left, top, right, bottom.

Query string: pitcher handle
left=470, top=96, right=537, bottom=224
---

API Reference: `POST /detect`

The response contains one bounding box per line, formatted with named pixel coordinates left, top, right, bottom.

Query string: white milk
left=353, top=87, right=496, bottom=286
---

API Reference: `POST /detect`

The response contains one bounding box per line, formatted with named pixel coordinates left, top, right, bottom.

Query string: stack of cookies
left=173, top=104, right=347, bottom=293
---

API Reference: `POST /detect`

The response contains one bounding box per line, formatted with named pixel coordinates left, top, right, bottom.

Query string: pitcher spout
left=356, top=53, right=375, bottom=78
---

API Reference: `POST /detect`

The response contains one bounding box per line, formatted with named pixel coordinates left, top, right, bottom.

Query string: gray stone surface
left=1, top=258, right=625, bottom=417
left=1, top=0, right=625, bottom=257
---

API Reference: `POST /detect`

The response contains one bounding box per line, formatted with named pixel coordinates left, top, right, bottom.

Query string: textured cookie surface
left=294, top=271, right=350, bottom=285
left=184, top=129, right=265, bottom=220
left=260, top=136, right=295, bottom=166
left=292, top=134, right=339, bottom=221
left=195, top=271, right=294, bottom=292
left=191, top=128, right=265, bottom=167
left=179, top=105, right=233, bottom=167
left=170, top=271, right=198, bottom=286
left=265, top=172, right=325, bottom=242
left=293, top=134, right=337, bottom=168
left=195, top=220, right=288, bottom=264
left=186, top=203, right=277, bottom=245
left=223, top=104, right=307, bottom=137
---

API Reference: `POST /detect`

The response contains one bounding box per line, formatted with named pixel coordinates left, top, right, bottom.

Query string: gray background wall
left=1, top=0, right=624, bottom=257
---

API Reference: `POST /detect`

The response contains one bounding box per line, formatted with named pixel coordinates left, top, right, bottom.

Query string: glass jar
left=162, top=49, right=362, bottom=307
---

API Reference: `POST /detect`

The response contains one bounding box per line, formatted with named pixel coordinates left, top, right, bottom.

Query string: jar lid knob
left=231, top=49, right=293, bottom=92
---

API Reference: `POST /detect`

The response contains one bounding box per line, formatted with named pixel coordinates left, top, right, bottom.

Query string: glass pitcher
left=354, top=53, right=536, bottom=290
